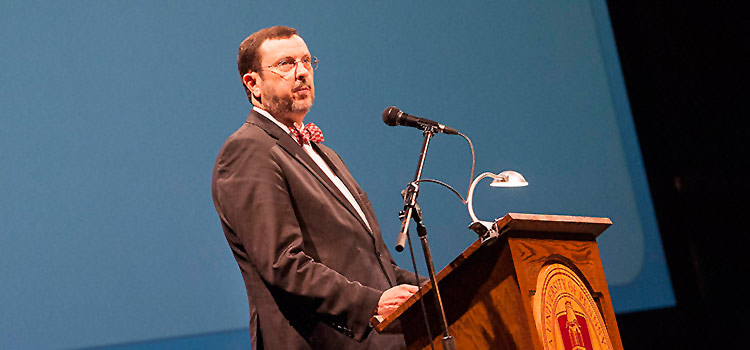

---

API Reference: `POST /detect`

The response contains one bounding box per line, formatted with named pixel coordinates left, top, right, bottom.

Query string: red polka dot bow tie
left=290, top=123, right=325, bottom=145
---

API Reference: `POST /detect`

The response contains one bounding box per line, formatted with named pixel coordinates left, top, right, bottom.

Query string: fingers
left=392, top=285, right=418, bottom=301
left=403, top=284, right=419, bottom=293
left=376, top=284, right=420, bottom=317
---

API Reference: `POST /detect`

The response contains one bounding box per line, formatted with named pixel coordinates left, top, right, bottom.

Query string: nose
left=294, top=61, right=311, bottom=79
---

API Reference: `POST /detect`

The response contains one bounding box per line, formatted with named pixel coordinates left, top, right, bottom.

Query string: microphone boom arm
left=395, top=127, right=434, bottom=252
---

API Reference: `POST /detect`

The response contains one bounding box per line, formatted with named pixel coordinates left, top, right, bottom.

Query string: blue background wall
left=1, top=1, right=672, bottom=349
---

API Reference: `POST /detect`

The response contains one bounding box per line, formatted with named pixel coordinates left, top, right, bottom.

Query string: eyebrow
left=275, top=54, right=311, bottom=63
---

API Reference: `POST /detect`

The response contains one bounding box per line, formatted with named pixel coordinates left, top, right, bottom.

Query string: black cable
left=457, top=131, right=475, bottom=201
left=404, top=211, right=436, bottom=349
left=401, top=208, right=435, bottom=350
left=413, top=132, right=475, bottom=204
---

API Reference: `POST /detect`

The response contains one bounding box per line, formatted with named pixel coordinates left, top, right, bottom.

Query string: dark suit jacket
left=212, top=110, right=418, bottom=349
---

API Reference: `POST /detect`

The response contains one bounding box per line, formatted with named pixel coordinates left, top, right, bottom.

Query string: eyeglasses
left=262, top=56, right=319, bottom=73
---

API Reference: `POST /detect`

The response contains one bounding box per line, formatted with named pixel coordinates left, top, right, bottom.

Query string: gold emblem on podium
left=533, top=263, right=612, bottom=350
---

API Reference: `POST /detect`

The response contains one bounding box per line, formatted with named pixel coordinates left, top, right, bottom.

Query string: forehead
left=258, top=35, right=310, bottom=64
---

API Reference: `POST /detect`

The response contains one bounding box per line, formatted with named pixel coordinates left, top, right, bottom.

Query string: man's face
left=254, top=35, right=315, bottom=120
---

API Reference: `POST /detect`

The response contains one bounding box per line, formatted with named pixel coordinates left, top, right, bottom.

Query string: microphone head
left=382, top=106, right=401, bottom=126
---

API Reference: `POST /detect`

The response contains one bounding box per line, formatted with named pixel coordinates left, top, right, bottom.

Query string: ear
left=243, top=72, right=261, bottom=100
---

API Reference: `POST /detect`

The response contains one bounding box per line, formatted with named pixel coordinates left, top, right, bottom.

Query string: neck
left=253, top=105, right=306, bottom=128
left=274, top=111, right=305, bottom=129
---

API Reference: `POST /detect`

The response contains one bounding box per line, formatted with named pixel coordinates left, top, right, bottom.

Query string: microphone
left=382, top=107, right=459, bottom=135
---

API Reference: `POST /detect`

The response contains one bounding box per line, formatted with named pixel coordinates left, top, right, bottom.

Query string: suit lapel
left=246, top=111, right=372, bottom=235
left=313, top=143, right=375, bottom=235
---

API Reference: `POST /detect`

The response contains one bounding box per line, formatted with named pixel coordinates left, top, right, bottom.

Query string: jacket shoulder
left=217, top=121, right=279, bottom=158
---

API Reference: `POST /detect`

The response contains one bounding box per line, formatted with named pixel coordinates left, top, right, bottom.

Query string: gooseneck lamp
left=466, top=170, right=528, bottom=245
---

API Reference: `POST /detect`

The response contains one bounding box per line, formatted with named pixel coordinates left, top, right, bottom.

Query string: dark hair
left=237, top=26, right=299, bottom=102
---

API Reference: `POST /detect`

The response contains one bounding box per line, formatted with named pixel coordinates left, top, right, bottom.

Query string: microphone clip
left=401, top=185, right=424, bottom=225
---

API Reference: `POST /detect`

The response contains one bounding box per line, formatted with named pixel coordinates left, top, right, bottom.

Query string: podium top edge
left=497, top=213, right=613, bottom=237
left=504, top=212, right=612, bottom=224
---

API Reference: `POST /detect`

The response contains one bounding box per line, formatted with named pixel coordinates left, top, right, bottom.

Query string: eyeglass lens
left=274, top=57, right=318, bottom=72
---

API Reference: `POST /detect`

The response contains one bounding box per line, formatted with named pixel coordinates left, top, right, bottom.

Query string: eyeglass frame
left=261, top=56, right=319, bottom=74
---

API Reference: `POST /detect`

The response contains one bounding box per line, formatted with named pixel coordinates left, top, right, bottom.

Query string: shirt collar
left=253, top=106, right=305, bottom=135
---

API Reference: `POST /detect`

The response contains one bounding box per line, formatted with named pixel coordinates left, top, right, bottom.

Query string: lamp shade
left=489, top=170, right=528, bottom=187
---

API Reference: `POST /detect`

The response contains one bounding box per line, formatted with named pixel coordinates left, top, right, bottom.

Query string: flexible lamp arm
left=467, top=172, right=497, bottom=223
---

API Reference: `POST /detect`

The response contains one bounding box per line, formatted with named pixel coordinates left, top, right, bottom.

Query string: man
left=212, top=26, right=420, bottom=349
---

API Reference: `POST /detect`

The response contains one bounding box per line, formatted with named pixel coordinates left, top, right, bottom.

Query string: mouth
left=293, top=81, right=311, bottom=93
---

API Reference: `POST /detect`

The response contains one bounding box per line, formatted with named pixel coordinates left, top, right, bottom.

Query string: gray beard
left=264, top=93, right=313, bottom=116
left=261, top=77, right=315, bottom=117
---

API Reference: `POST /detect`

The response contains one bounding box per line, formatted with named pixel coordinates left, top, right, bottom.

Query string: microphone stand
left=395, top=126, right=457, bottom=350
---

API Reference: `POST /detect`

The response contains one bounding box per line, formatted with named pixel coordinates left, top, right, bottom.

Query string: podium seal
left=533, top=263, right=612, bottom=350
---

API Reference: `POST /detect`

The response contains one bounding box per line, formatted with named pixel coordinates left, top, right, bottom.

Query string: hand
left=376, top=284, right=419, bottom=318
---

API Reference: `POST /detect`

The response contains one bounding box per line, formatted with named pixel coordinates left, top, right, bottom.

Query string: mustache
left=293, top=80, right=310, bottom=91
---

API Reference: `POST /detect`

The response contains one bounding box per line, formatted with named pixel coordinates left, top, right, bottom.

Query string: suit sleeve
left=393, top=263, right=429, bottom=286
left=213, top=134, right=381, bottom=341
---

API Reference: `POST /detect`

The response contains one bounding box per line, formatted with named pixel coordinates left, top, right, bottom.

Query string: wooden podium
left=372, top=213, right=623, bottom=350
